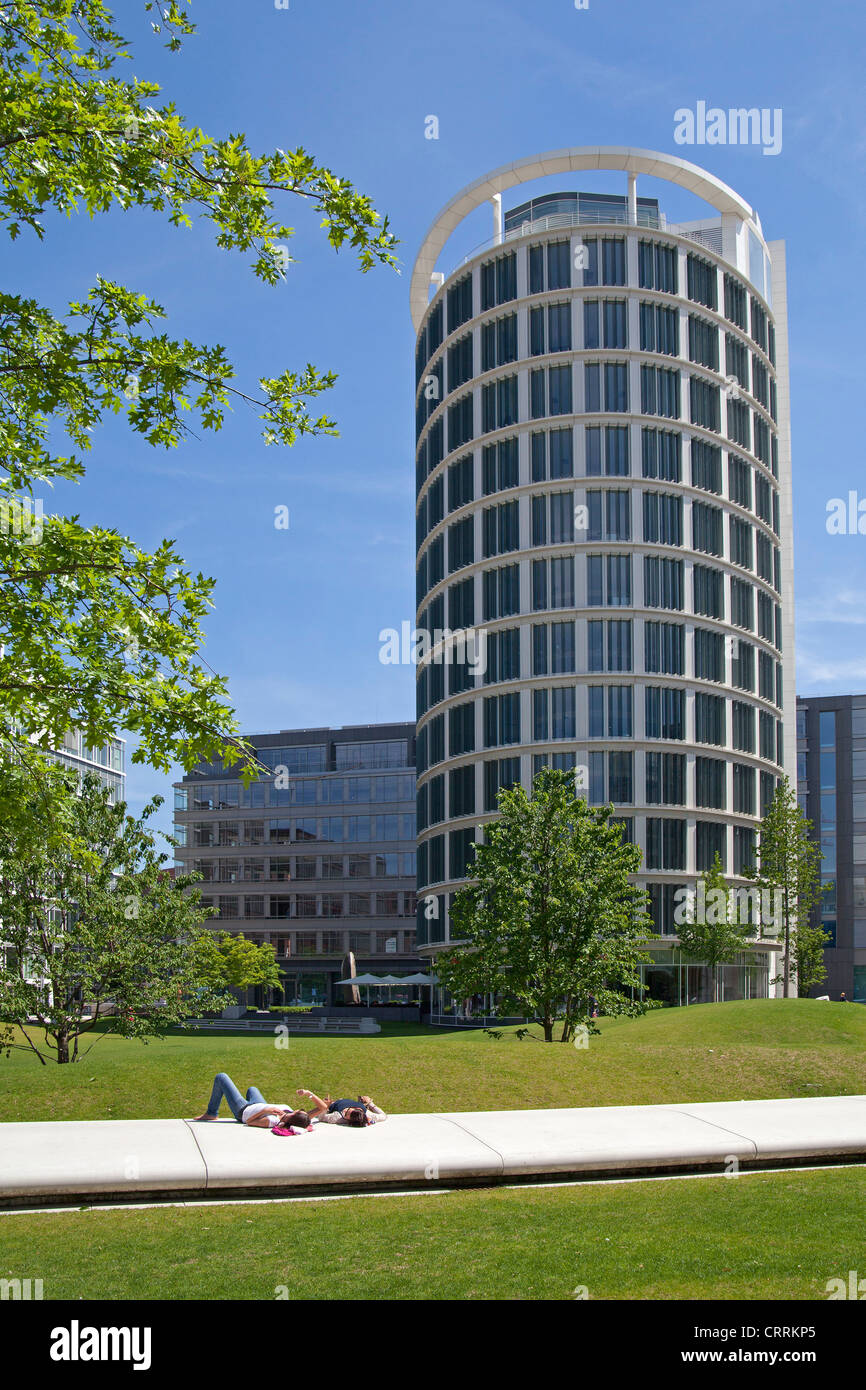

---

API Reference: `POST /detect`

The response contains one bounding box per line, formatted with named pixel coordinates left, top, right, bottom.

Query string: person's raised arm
left=360, top=1095, right=387, bottom=1121
left=297, top=1088, right=330, bottom=1120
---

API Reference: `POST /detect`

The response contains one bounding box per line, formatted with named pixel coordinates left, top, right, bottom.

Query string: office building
left=51, top=728, right=125, bottom=802
left=412, top=147, right=795, bottom=1004
left=797, top=694, right=866, bottom=1001
left=173, top=722, right=419, bottom=1005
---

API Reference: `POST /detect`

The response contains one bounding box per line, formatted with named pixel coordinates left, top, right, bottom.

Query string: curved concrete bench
left=1, top=1096, right=864, bottom=1208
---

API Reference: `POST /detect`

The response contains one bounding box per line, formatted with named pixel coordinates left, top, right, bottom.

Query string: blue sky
left=17, top=0, right=866, bottom=837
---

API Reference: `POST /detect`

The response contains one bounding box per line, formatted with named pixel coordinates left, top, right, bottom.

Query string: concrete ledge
left=441, top=1104, right=757, bottom=1175
left=0, top=1119, right=207, bottom=1199
left=1, top=1097, right=864, bottom=1208
left=189, top=1116, right=501, bottom=1192
left=674, top=1097, right=866, bottom=1161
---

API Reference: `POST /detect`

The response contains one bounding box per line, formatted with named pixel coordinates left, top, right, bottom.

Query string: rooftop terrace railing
left=446, top=210, right=724, bottom=282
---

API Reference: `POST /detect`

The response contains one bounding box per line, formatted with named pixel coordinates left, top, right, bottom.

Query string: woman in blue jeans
left=195, top=1073, right=311, bottom=1130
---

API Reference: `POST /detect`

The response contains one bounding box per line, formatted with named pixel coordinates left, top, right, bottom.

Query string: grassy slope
left=2, top=999, right=865, bottom=1122
left=1, top=1168, right=862, bottom=1300
left=2, top=1000, right=864, bottom=1301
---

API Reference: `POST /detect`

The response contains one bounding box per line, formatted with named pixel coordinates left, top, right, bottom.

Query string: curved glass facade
left=413, top=186, right=791, bottom=962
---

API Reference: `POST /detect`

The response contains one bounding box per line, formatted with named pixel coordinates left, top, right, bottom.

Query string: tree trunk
left=55, top=1031, right=70, bottom=1064
left=784, top=916, right=791, bottom=998
left=559, top=994, right=573, bottom=1042
left=783, top=869, right=791, bottom=998
left=542, top=1016, right=553, bottom=1043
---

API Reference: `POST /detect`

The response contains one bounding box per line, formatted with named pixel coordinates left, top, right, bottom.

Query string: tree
left=792, top=917, right=832, bottom=999
left=675, top=852, right=755, bottom=1003
left=0, top=2, right=398, bottom=780
left=435, top=769, right=654, bottom=1043
left=192, top=931, right=283, bottom=1007
left=744, top=776, right=828, bottom=998
left=0, top=761, right=232, bottom=1063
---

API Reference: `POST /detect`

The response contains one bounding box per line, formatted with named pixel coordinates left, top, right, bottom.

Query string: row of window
left=176, top=815, right=417, bottom=848
left=416, top=691, right=783, bottom=771
left=202, top=741, right=409, bottom=780
left=420, top=486, right=780, bottom=574
left=416, top=618, right=782, bottom=710
left=206, top=931, right=416, bottom=958
left=418, top=548, right=783, bottom=646
left=417, top=750, right=774, bottom=829
left=416, top=245, right=775, bottom=382
left=59, top=731, right=125, bottom=771
left=416, top=878, right=773, bottom=943
left=419, top=428, right=780, bottom=540
left=177, top=773, right=416, bottom=812
left=202, top=893, right=416, bottom=920
left=418, top=304, right=774, bottom=425
left=416, top=366, right=779, bottom=488
left=418, top=799, right=772, bottom=888
left=189, top=852, right=416, bottom=882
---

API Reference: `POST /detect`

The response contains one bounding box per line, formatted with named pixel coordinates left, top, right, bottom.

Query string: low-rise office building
left=173, top=722, right=420, bottom=1006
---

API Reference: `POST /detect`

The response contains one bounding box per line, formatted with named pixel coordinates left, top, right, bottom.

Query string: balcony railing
left=443, top=210, right=725, bottom=285
left=453, top=207, right=661, bottom=274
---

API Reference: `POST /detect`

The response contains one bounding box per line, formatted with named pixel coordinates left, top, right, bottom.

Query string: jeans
left=206, top=1072, right=265, bottom=1122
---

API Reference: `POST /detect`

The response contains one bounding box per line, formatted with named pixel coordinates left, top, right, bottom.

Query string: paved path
left=2, top=1096, right=864, bottom=1207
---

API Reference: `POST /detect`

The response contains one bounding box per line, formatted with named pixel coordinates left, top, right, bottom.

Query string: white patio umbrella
left=335, top=972, right=385, bottom=1007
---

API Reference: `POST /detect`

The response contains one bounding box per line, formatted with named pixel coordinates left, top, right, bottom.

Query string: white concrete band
left=410, top=146, right=757, bottom=330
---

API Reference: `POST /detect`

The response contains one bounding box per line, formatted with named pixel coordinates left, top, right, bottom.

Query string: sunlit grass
left=1, top=1166, right=862, bottom=1300
left=2, top=999, right=864, bottom=1122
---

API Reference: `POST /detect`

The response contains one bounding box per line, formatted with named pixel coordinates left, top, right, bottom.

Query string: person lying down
left=194, top=1074, right=387, bottom=1133
left=296, top=1087, right=387, bottom=1126
left=195, top=1072, right=312, bottom=1134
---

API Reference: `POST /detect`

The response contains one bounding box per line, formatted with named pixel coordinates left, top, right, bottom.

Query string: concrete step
left=182, top=1018, right=381, bottom=1034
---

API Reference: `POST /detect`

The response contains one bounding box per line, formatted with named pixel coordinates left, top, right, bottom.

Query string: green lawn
left=2, top=998, right=865, bottom=1121
left=3, top=1000, right=864, bottom=1301
left=1, top=1167, right=862, bottom=1300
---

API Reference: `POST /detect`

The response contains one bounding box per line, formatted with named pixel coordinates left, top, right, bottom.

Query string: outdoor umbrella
left=377, top=973, right=407, bottom=1005
left=335, top=972, right=383, bottom=1007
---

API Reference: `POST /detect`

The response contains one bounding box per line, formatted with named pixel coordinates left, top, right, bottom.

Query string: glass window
left=335, top=741, right=408, bottom=770
left=820, top=751, right=836, bottom=792
left=819, top=711, right=836, bottom=749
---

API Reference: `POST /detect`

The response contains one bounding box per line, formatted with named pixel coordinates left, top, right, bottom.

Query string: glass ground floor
left=427, top=950, right=775, bottom=1025
left=640, top=949, right=771, bottom=1007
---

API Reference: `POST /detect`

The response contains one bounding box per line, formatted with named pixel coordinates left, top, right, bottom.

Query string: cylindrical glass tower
left=411, top=148, right=795, bottom=1005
